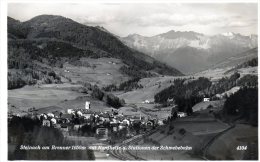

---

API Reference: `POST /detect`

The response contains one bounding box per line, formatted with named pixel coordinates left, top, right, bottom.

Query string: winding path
left=201, top=124, right=235, bottom=160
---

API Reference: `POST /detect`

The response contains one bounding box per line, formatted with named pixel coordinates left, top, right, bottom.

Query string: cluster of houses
left=9, top=96, right=206, bottom=140
left=17, top=101, right=160, bottom=140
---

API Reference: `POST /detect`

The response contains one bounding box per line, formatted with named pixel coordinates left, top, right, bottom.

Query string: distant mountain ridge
left=212, top=48, right=258, bottom=69
left=8, top=15, right=183, bottom=77
left=121, top=30, right=258, bottom=74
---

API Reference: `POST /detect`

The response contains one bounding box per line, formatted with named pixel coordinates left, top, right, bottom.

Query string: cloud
left=8, top=3, right=257, bottom=36
left=134, top=13, right=227, bottom=27
left=227, top=21, right=251, bottom=27
left=76, top=15, right=116, bottom=25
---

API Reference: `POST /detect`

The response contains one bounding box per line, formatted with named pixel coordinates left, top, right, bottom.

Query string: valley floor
left=8, top=76, right=258, bottom=160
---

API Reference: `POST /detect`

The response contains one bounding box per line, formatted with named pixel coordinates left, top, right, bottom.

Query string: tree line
left=103, top=77, right=143, bottom=92
left=91, top=85, right=125, bottom=109
left=154, top=77, right=212, bottom=114
left=223, top=87, right=258, bottom=126
left=154, top=73, right=258, bottom=115
left=8, top=116, right=95, bottom=160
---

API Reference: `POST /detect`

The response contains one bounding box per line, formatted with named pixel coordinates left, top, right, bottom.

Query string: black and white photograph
left=3, top=0, right=259, bottom=161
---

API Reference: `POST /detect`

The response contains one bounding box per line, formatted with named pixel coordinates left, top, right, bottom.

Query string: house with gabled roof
left=59, top=113, right=74, bottom=123
left=60, top=123, right=73, bottom=132
left=42, top=119, right=51, bottom=127
left=52, top=111, right=62, bottom=118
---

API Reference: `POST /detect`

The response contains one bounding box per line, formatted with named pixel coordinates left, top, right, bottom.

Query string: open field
left=31, top=95, right=113, bottom=114
left=172, top=111, right=229, bottom=135
left=207, top=124, right=258, bottom=160
left=219, top=86, right=241, bottom=98
left=8, top=83, right=112, bottom=114
left=39, top=83, right=84, bottom=90
left=194, top=68, right=232, bottom=82
left=132, top=110, right=230, bottom=160
left=117, top=76, right=188, bottom=104
left=145, top=109, right=171, bottom=120
left=117, top=106, right=147, bottom=117
left=194, top=66, right=257, bottom=83
left=113, top=76, right=189, bottom=120
left=8, top=85, right=84, bottom=112
left=237, top=67, right=258, bottom=76
left=174, top=120, right=228, bottom=135
left=57, top=57, right=129, bottom=87
left=56, top=96, right=112, bottom=112
left=192, top=100, right=224, bottom=112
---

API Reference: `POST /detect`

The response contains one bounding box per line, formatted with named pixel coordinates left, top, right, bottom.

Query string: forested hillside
left=223, top=87, right=258, bottom=126
left=154, top=71, right=258, bottom=115
left=8, top=15, right=182, bottom=90
left=8, top=116, right=95, bottom=160
left=154, top=77, right=212, bottom=114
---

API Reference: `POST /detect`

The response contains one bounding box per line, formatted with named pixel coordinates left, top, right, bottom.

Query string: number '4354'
left=236, top=146, right=247, bottom=150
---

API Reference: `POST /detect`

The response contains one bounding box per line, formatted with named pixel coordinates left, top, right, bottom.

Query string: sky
left=8, top=3, right=258, bottom=37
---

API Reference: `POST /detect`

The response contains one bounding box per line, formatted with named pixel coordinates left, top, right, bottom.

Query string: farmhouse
left=60, top=114, right=74, bottom=123
left=99, top=113, right=110, bottom=122
left=167, top=98, right=174, bottom=102
left=122, top=119, right=130, bottom=125
left=157, top=120, right=164, bottom=125
left=177, top=112, right=187, bottom=118
left=143, top=100, right=151, bottom=104
left=60, top=123, right=70, bottom=132
left=118, top=123, right=128, bottom=130
left=82, top=112, right=92, bottom=119
left=47, top=113, right=55, bottom=118
left=40, top=113, right=48, bottom=119
left=110, top=123, right=119, bottom=132
left=96, top=126, right=109, bottom=140
left=42, top=119, right=51, bottom=127
left=50, top=118, right=57, bottom=125
left=52, top=111, right=62, bottom=118
left=76, top=111, right=83, bottom=117
left=67, top=109, right=74, bottom=114
left=146, top=120, right=154, bottom=127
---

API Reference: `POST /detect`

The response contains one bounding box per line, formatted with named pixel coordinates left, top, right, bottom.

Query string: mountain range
left=8, top=14, right=258, bottom=82
left=8, top=15, right=183, bottom=87
left=121, top=30, right=258, bottom=74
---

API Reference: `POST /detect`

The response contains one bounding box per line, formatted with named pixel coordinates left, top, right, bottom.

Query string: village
left=8, top=101, right=172, bottom=143
left=7, top=95, right=214, bottom=144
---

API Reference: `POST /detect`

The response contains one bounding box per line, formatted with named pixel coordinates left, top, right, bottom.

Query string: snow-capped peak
left=221, top=32, right=235, bottom=37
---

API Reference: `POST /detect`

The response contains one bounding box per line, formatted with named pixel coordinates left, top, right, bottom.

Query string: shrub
left=169, top=124, right=174, bottom=130
left=106, top=94, right=125, bottom=108
left=179, top=128, right=186, bottom=135
left=91, top=86, right=104, bottom=100
left=118, top=77, right=142, bottom=91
